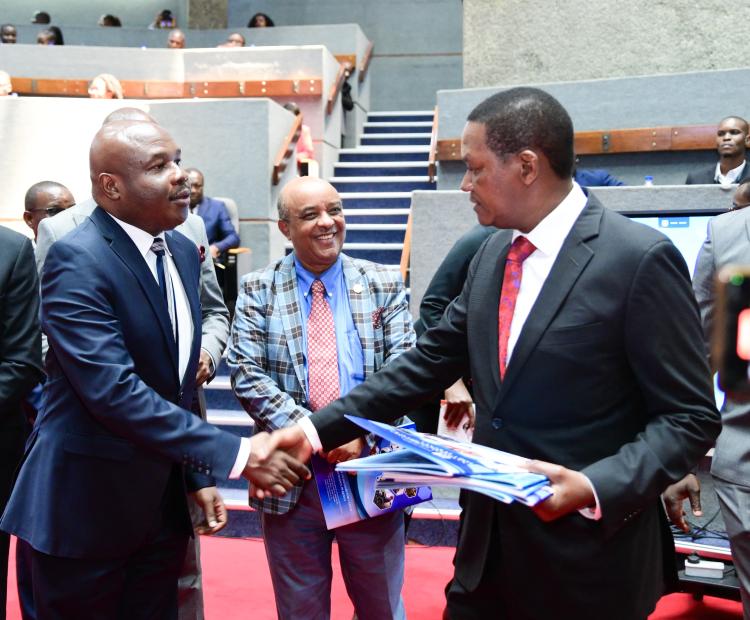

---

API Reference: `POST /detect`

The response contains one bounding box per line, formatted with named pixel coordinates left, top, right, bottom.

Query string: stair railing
left=272, top=115, right=303, bottom=185
left=428, top=105, right=439, bottom=183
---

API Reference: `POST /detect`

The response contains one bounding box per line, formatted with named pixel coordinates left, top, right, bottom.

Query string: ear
left=99, top=173, right=120, bottom=200
left=277, top=218, right=291, bottom=240
left=517, top=149, right=539, bottom=186
left=22, top=211, right=33, bottom=230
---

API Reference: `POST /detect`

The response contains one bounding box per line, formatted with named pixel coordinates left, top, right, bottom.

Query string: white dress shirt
left=715, top=160, right=746, bottom=185
left=110, top=215, right=249, bottom=478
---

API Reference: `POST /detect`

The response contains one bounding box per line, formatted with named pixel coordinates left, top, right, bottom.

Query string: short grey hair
left=277, top=192, right=289, bottom=221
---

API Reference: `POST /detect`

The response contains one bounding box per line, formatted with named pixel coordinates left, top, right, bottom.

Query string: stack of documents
left=336, top=416, right=552, bottom=507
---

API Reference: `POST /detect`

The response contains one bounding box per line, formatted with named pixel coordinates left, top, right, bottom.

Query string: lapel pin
left=352, top=283, right=363, bottom=294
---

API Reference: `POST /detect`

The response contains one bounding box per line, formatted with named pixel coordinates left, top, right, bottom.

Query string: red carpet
left=5, top=536, right=744, bottom=618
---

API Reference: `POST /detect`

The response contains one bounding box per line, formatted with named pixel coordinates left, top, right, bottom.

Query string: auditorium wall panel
left=227, top=0, right=463, bottom=110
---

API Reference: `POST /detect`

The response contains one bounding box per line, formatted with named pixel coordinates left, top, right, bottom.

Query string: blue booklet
left=336, top=416, right=553, bottom=507
left=313, top=422, right=432, bottom=530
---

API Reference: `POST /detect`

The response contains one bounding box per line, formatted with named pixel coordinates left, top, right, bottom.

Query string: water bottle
left=644, top=175, right=654, bottom=186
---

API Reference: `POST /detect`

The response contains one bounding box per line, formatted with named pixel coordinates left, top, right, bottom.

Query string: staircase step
left=331, top=176, right=436, bottom=193
left=344, top=208, right=410, bottom=224
left=340, top=192, right=412, bottom=209
left=361, top=134, right=431, bottom=146
left=367, top=111, right=433, bottom=123
left=339, top=146, right=429, bottom=162
left=345, top=223, right=407, bottom=244
left=334, top=162, right=430, bottom=177
left=363, top=122, right=432, bottom=134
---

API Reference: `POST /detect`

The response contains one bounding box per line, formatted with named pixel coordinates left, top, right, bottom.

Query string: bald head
left=90, top=121, right=190, bottom=235
left=24, top=181, right=75, bottom=238
left=102, top=107, right=157, bottom=126
left=277, top=177, right=345, bottom=274
left=167, top=29, right=185, bottom=48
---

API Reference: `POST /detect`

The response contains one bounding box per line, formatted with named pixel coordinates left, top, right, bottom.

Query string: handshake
left=241, top=425, right=316, bottom=499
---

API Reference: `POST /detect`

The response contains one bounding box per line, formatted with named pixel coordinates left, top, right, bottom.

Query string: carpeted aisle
left=4, top=536, right=744, bottom=618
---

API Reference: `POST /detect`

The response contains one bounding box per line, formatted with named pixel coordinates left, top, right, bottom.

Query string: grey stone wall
left=464, top=0, right=750, bottom=88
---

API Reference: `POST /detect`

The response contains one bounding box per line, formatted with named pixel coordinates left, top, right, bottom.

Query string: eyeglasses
left=26, top=206, right=65, bottom=217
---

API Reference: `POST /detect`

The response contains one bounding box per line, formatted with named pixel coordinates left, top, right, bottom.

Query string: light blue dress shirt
left=294, top=256, right=365, bottom=401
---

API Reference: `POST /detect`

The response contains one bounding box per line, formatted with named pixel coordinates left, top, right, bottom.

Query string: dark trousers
left=0, top=423, right=26, bottom=620
left=31, top=523, right=188, bottom=620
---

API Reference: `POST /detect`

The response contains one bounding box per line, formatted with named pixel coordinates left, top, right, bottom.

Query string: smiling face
left=278, top=177, right=345, bottom=275
left=716, top=117, right=749, bottom=159
left=1, top=25, right=16, bottom=44
left=91, top=122, right=190, bottom=235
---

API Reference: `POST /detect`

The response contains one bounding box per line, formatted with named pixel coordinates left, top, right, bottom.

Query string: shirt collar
left=294, top=255, right=342, bottom=299
left=108, top=213, right=171, bottom=258
left=513, top=181, right=588, bottom=257
left=715, top=160, right=746, bottom=184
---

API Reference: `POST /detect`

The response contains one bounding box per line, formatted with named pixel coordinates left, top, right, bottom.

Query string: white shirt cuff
left=228, top=437, right=251, bottom=479
left=298, top=416, right=323, bottom=453
left=577, top=474, right=602, bottom=520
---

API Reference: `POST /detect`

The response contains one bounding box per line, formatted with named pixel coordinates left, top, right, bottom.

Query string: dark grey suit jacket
left=693, top=207, right=750, bottom=487
left=686, top=160, right=750, bottom=184
left=311, top=198, right=720, bottom=619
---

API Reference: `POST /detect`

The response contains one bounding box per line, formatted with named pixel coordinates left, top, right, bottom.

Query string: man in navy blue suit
left=186, top=167, right=239, bottom=261
left=0, top=120, right=307, bottom=619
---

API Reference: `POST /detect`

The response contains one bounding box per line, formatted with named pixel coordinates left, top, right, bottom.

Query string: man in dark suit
left=0, top=226, right=43, bottom=620
left=186, top=167, right=239, bottom=261
left=0, top=120, right=306, bottom=619
left=686, top=116, right=750, bottom=185
left=270, top=87, right=721, bottom=619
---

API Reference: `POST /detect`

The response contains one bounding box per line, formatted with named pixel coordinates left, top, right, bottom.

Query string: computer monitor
left=629, top=214, right=713, bottom=274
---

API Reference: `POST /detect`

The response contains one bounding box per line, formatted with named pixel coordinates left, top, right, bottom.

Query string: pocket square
left=372, top=307, right=384, bottom=329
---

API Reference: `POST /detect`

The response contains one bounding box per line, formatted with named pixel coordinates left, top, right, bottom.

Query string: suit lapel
left=90, top=207, right=179, bottom=379
left=278, top=254, right=308, bottom=394
left=166, top=231, right=201, bottom=387
left=342, top=255, right=375, bottom=377
left=495, top=200, right=602, bottom=403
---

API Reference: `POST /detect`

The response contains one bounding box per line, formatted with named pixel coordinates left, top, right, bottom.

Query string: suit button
left=178, top=390, right=184, bottom=401
left=492, top=418, right=503, bottom=430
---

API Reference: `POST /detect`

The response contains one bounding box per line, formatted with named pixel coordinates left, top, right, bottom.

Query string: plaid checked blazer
left=227, top=252, right=416, bottom=514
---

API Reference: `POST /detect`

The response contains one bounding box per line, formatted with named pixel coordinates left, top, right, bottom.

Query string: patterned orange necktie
left=307, top=279, right=340, bottom=411
left=497, top=236, right=536, bottom=379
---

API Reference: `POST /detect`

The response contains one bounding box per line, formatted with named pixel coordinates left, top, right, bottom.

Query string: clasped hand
left=243, top=431, right=311, bottom=500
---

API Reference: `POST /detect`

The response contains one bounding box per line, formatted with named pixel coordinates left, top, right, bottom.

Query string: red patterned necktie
left=307, top=279, right=340, bottom=411
left=498, top=236, right=537, bottom=379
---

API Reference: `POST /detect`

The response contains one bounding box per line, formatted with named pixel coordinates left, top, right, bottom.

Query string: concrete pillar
left=187, top=0, right=227, bottom=29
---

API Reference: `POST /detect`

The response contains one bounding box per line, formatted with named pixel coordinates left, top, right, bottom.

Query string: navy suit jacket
left=686, top=160, right=750, bottom=184
left=194, top=197, right=239, bottom=252
left=0, top=207, right=240, bottom=560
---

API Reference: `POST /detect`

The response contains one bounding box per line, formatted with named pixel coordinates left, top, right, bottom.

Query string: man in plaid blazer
left=227, top=177, right=415, bottom=620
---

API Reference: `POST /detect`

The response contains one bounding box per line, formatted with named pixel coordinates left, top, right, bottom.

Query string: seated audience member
left=225, top=32, right=245, bottom=47
left=0, top=71, right=14, bottom=97
left=283, top=102, right=318, bottom=177
left=186, top=168, right=239, bottom=260
left=342, top=62, right=355, bottom=112
left=150, top=9, right=176, bottom=29
left=36, top=29, right=55, bottom=45
left=31, top=11, right=51, bottom=25
left=248, top=12, right=274, bottom=27
left=227, top=176, right=413, bottom=620
left=23, top=181, right=76, bottom=240
left=98, top=14, right=122, bottom=27
left=574, top=167, right=624, bottom=187
left=168, top=29, right=186, bottom=49
left=88, top=73, right=124, bottom=99
left=687, top=116, right=750, bottom=185
left=48, top=25, right=64, bottom=45
left=1, top=24, right=17, bottom=44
